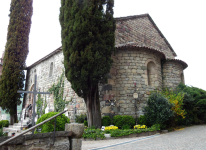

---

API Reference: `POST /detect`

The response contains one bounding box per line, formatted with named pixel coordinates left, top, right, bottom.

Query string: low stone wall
left=0, top=123, right=84, bottom=150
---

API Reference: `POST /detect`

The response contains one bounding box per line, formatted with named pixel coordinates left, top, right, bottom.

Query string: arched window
left=147, top=61, right=156, bottom=86
left=49, top=62, right=53, bottom=77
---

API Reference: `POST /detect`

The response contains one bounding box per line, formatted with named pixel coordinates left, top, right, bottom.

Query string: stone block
left=119, top=100, right=125, bottom=104
left=132, top=69, right=137, bottom=73
left=108, top=79, right=115, bottom=85
left=141, top=66, right=147, bottom=70
left=102, top=106, right=111, bottom=113
left=120, top=91, right=125, bottom=95
left=65, top=123, right=84, bottom=138
left=71, top=138, right=82, bottom=150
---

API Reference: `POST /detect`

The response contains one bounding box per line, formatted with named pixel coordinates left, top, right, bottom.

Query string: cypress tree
left=0, top=0, right=33, bottom=124
left=60, top=0, right=115, bottom=127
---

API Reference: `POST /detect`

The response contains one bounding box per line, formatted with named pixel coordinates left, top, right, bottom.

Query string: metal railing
left=0, top=109, right=68, bottom=147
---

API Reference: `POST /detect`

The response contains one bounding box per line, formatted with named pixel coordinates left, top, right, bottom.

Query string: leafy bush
left=82, top=128, right=105, bottom=140
left=138, top=115, right=147, bottom=125
left=175, top=83, right=206, bottom=124
left=0, top=126, right=4, bottom=137
left=102, top=116, right=111, bottom=126
left=75, top=113, right=87, bottom=123
left=150, top=124, right=161, bottom=131
left=122, top=124, right=130, bottom=130
left=0, top=120, right=9, bottom=128
left=35, top=112, right=70, bottom=134
left=162, top=88, right=186, bottom=119
left=144, top=92, right=174, bottom=126
left=195, top=99, right=206, bottom=122
left=113, top=115, right=135, bottom=129
left=84, top=120, right=88, bottom=127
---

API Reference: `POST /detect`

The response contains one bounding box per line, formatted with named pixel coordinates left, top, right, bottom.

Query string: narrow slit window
left=49, top=62, right=53, bottom=77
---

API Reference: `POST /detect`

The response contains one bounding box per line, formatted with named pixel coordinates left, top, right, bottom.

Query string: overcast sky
left=0, top=0, right=206, bottom=90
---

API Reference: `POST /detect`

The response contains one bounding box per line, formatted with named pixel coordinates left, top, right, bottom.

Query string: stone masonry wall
left=99, top=48, right=164, bottom=117
left=25, top=50, right=87, bottom=122
left=162, top=60, right=184, bottom=89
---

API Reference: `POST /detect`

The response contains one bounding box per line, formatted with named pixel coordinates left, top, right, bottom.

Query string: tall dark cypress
left=60, top=0, right=115, bottom=127
left=0, top=0, right=33, bottom=124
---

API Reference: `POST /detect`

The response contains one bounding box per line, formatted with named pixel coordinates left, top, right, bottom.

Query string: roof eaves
left=115, top=43, right=166, bottom=59
left=26, top=46, right=62, bottom=69
left=166, top=59, right=188, bottom=70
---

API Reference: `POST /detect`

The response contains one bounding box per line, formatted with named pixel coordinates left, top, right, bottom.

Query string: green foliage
left=0, top=126, right=4, bottom=137
left=0, top=0, right=33, bottom=123
left=84, top=120, right=88, bottom=127
left=82, top=128, right=105, bottom=140
left=144, top=92, right=174, bottom=127
left=75, top=113, right=87, bottom=123
left=49, top=71, right=70, bottom=112
left=175, top=83, right=206, bottom=124
left=102, top=116, right=111, bottom=126
left=150, top=124, right=161, bottom=131
left=59, top=0, right=115, bottom=127
left=34, top=112, right=70, bottom=134
left=195, top=99, right=206, bottom=122
left=122, top=124, right=131, bottom=130
left=113, top=115, right=135, bottom=129
left=82, top=125, right=160, bottom=139
left=138, top=115, right=147, bottom=125
left=0, top=120, right=9, bottom=128
left=36, top=93, right=47, bottom=119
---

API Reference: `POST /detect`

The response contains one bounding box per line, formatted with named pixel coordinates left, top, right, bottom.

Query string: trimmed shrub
left=144, top=92, right=174, bottom=127
left=75, top=113, right=87, bottom=123
left=35, top=112, right=70, bottom=134
left=138, top=115, right=147, bottom=125
left=0, top=120, right=9, bottom=127
left=101, top=116, right=111, bottom=126
left=113, top=115, right=135, bottom=129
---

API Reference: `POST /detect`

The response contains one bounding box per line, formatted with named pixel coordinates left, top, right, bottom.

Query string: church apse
left=162, top=59, right=187, bottom=89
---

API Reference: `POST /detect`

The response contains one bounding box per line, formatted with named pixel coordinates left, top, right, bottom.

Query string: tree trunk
left=85, top=84, right=102, bottom=128
left=10, top=106, right=17, bottom=125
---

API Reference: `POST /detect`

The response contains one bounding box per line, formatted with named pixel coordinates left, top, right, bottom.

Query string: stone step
left=12, top=126, right=23, bottom=130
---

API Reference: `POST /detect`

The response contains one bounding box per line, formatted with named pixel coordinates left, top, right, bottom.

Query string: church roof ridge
left=115, top=13, right=177, bottom=57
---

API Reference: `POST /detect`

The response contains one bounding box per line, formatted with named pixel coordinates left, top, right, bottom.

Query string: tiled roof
left=116, top=42, right=166, bottom=59
left=27, top=47, right=62, bottom=69
left=27, top=14, right=181, bottom=69
left=166, top=59, right=188, bottom=70
left=115, top=14, right=177, bottom=58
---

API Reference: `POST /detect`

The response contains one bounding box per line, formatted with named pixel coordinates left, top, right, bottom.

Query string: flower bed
left=82, top=124, right=161, bottom=140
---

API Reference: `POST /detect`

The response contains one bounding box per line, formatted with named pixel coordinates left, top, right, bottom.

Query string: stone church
left=23, top=14, right=188, bottom=122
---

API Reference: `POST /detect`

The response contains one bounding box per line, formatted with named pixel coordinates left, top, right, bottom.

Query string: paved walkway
left=82, top=125, right=206, bottom=150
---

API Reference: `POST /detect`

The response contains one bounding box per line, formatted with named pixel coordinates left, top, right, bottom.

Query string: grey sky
left=0, top=0, right=206, bottom=90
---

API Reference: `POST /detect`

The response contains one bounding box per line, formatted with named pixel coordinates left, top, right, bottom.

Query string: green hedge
left=35, top=112, right=70, bottom=134
left=0, top=120, right=9, bottom=127
left=102, top=116, right=111, bottom=126
left=113, top=115, right=135, bottom=129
